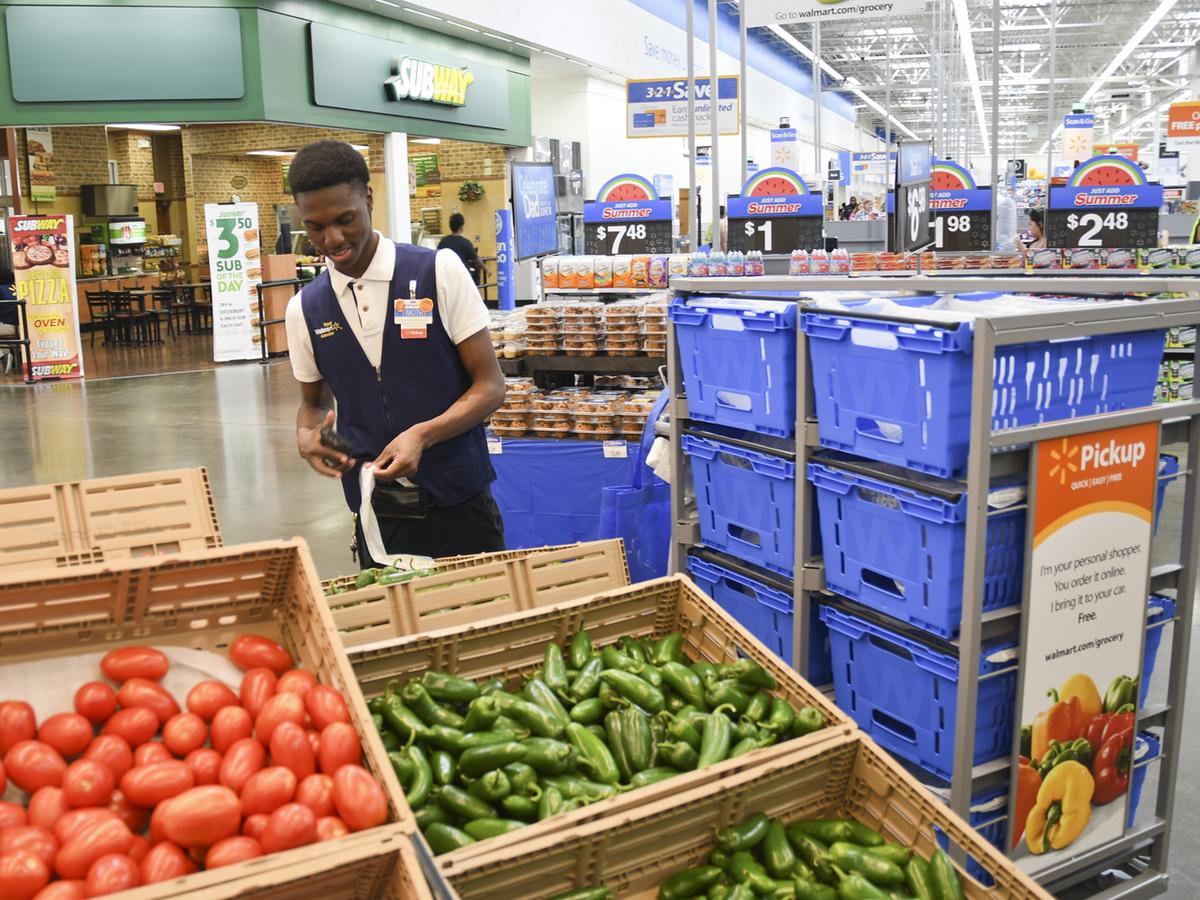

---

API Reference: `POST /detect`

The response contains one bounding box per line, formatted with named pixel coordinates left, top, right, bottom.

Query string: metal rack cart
left=667, top=274, right=1200, bottom=898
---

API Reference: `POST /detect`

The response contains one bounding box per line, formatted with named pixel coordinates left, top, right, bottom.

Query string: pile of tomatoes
left=0, top=635, right=389, bottom=899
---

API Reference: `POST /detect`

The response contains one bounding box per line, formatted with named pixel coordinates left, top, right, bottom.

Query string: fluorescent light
left=411, top=138, right=442, bottom=145
left=374, top=0, right=401, bottom=7
left=768, top=25, right=842, bottom=80
left=247, top=150, right=293, bottom=157
left=951, top=0, right=991, bottom=157
left=349, top=144, right=369, bottom=151
left=108, top=123, right=180, bottom=132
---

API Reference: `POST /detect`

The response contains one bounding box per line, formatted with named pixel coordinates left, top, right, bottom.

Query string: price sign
left=724, top=167, right=823, bottom=254
left=1046, top=208, right=1160, bottom=249
left=930, top=189, right=992, bottom=252
left=729, top=214, right=823, bottom=253
left=585, top=219, right=673, bottom=256
left=1046, top=155, right=1163, bottom=249
left=893, top=182, right=933, bottom=253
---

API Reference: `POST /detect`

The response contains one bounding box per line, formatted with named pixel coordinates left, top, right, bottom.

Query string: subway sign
left=385, top=57, right=474, bottom=107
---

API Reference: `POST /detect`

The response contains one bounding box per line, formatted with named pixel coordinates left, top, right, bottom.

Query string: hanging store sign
left=851, top=151, right=889, bottom=181
left=626, top=77, right=739, bottom=138
left=584, top=174, right=673, bottom=256
left=510, top=163, right=559, bottom=261
left=494, top=209, right=515, bottom=310
left=9, top=215, right=83, bottom=382
left=1046, top=155, right=1162, bottom=249
left=204, top=202, right=263, bottom=363
left=891, top=141, right=933, bottom=253
left=25, top=128, right=55, bottom=204
left=1062, top=114, right=1095, bottom=164
left=771, top=128, right=799, bottom=168
left=744, top=0, right=927, bottom=25
left=929, top=160, right=992, bottom=252
left=1166, top=100, right=1200, bottom=149
left=1012, top=421, right=1156, bottom=869
left=726, top=167, right=823, bottom=254
left=384, top=56, right=473, bottom=107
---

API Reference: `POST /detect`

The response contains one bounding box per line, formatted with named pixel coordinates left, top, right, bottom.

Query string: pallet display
left=0, top=540, right=416, bottom=898
left=444, top=731, right=1051, bottom=900
left=666, top=274, right=1200, bottom=898
left=0, top=467, right=222, bottom=570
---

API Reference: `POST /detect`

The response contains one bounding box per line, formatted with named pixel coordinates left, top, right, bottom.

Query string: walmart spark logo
left=1047, top=439, right=1079, bottom=486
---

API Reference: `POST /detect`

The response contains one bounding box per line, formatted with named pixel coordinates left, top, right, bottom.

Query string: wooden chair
left=84, top=291, right=114, bottom=346
left=108, top=292, right=154, bottom=345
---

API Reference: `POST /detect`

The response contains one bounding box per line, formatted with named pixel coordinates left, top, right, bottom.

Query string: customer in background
left=703, top=205, right=728, bottom=251
left=0, top=266, right=18, bottom=375
left=994, top=185, right=1018, bottom=251
left=1026, top=208, right=1047, bottom=250
left=840, top=196, right=858, bottom=220
left=438, top=213, right=482, bottom=285
left=852, top=198, right=878, bottom=221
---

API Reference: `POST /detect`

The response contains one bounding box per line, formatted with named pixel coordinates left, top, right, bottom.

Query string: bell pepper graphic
left=1012, top=759, right=1043, bottom=848
left=1091, top=715, right=1134, bottom=805
left=1059, top=673, right=1103, bottom=723
left=1103, top=675, right=1137, bottom=713
left=1031, top=689, right=1085, bottom=761
left=1026, top=760, right=1095, bottom=854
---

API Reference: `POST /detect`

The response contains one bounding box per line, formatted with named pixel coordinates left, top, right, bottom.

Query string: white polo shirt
left=285, top=233, right=490, bottom=383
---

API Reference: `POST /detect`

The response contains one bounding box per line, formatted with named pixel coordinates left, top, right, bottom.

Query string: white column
left=383, top=132, right=412, bottom=244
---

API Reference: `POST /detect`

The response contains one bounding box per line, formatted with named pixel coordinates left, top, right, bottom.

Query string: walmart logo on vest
left=385, top=57, right=474, bottom=107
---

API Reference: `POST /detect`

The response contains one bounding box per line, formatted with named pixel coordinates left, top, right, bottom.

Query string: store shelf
left=671, top=274, right=1200, bottom=295
left=544, top=287, right=664, bottom=295
left=500, top=355, right=666, bottom=375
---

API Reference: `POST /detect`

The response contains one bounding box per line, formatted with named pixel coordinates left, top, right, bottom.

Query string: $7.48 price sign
left=584, top=219, right=672, bottom=256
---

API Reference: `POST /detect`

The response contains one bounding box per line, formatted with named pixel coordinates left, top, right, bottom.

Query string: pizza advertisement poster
left=9, top=214, right=83, bottom=381
left=25, top=127, right=55, bottom=203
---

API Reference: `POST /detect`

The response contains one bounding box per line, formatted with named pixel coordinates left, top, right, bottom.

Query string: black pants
left=355, top=488, right=506, bottom=568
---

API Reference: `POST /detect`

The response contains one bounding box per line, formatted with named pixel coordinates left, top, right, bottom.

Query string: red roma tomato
left=52, top=809, right=120, bottom=847
left=30, top=880, right=87, bottom=900
left=183, top=748, right=221, bottom=786
left=25, top=789, right=66, bottom=831
left=139, top=841, right=194, bottom=884
left=37, top=715, right=92, bottom=760
left=204, top=835, right=263, bottom=869
left=0, top=802, right=27, bottom=830
left=5, top=741, right=67, bottom=793
left=126, top=835, right=149, bottom=864
left=307, top=731, right=321, bottom=756
left=229, top=635, right=292, bottom=675
left=105, top=792, right=147, bottom=835
left=260, top=803, right=315, bottom=854
left=119, top=761, right=193, bottom=808
left=61, top=761, right=114, bottom=809
left=133, top=742, right=172, bottom=768
left=147, top=802, right=170, bottom=846
left=0, top=825, right=58, bottom=868
left=161, top=714, right=206, bottom=758
left=82, top=737, right=132, bottom=783
left=100, top=647, right=168, bottom=684
left=276, top=670, right=317, bottom=698
left=54, top=817, right=133, bottom=879
left=0, top=701, right=37, bottom=756
left=331, top=765, right=387, bottom=832
left=240, top=766, right=296, bottom=818
left=241, top=814, right=269, bottom=843
left=305, top=686, right=351, bottom=732
left=160, top=786, right=240, bottom=849
left=185, top=681, right=238, bottom=723
left=255, top=693, right=305, bottom=746
left=84, top=852, right=140, bottom=896
left=72, top=684, right=118, bottom=727
left=269, top=722, right=315, bottom=780
left=318, top=723, right=362, bottom=775
left=314, top=816, right=350, bottom=842
left=238, top=669, right=277, bottom=721
left=0, top=849, right=50, bottom=900
left=210, top=706, right=253, bottom=754
left=218, top=738, right=264, bottom=794
left=295, top=774, right=334, bottom=818
left=116, top=679, right=180, bottom=725
left=102, top=709, right=158, bottom=749
left=0, top=757, right=5, bottom=794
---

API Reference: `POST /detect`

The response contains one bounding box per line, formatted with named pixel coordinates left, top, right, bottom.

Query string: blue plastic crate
left=819, top=603, right=1018, bottom=780
left=809, top=461, right=1026, bottom=638
left=1141, top=595, right=1176, bottom=707
left=1154, top=454, right=1179, bottom=533
left=683, top=434, right=796, bottom=577
left=1127, top=731, right=1161, bottom=828
left=670, top=296, right=798, bottom=437
left=686, top=556, right=832, bottom=684
left=928, top=782, right=1009, bottom=886
left=802, top=294, right=1165, bottom=477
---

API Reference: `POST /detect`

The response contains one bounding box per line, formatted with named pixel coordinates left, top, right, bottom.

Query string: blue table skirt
left=490, top=439, right=636, bottom=549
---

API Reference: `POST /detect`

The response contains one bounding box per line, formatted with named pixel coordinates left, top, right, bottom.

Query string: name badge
left=395, top=279, right=433, bottom=339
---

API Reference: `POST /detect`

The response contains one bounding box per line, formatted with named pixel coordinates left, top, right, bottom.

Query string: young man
left=437, top=213, right=482, bottom=285
left=283, top=140, right=506, bottom=564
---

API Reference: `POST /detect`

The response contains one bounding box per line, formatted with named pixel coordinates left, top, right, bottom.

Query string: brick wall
left=192, top=155, right=291, bottom=253
left=182, top=124, right=385, bottom=171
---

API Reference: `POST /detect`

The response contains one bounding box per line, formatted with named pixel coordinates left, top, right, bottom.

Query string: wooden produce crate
left=446, top=732, right=1052, bottom=900
left=328, top=539, right=630, bottom=648
left=345, top=574, right=853, bottom=871
left=0, top=467, right=221, bottom=570
left=0, top=539, right=416, bottom=899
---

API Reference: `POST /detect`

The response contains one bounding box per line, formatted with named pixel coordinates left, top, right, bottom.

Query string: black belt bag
left=371, top=478, right=430, bottom=520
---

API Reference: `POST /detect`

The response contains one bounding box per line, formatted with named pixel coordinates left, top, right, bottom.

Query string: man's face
left=295, top=182, right=375, bottom=274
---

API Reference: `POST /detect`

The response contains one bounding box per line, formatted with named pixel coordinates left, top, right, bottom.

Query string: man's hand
left=372, top=426, right=428, bottom=481
left=298, top=409, right=353, bottom=478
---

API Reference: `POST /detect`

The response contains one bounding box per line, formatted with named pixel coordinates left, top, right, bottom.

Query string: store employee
left=284, top=140, right=506, bottom=564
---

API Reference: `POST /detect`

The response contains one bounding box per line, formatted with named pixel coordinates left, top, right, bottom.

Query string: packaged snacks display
left=1028, top=247, right=1064, bottom=270
left=989, top=252, right=1023, bottom=269
left=688, top=252, right=710, bottom=277
left=648, top=255, right=669, bottom=288
left=1183, top=247, right=1200, bottom=269
left=593, top=255, right=614, bottom=287
left=562, top=334, right=605, bottom=357
left=557, top=256, right=577, bottom=288
left=495, top=340, right=526, bottom=359
left=631, top=254, right=651, bottom=287
left=1141, top=247, right=1178, bottom=270
left=573, top=255, right=595, bottom=289
left=1101, top=248, right=1138, bottom=269
left=669, top=254, right=690, bottom=279
left=851, top=252, right=878, bottom=272
left=605, top=336, right=643, bottom=357
left=1066, top=248, right=1102, bottom=269
left=541, top=256, right=559, bottom=288
left=525, top=337, right=562, bottom=357
left=613, top=255, right=635, bottom=287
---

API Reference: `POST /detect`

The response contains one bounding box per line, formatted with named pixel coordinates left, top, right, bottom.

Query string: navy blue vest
left=300, top=242, right=494, bottom=513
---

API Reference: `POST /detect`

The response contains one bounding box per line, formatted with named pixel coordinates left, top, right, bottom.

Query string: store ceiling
left=750, top=0, right=1200, bottom=166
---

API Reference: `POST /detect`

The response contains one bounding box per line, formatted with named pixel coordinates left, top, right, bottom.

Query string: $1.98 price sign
left=585, top=220, right=673, bottom=256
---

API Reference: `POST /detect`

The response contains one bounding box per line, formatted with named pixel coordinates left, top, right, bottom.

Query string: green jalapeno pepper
left=659, top=661, right=707, bottom=708
left=467, top=769, right=511, bottom=803
left=458, top=742, right=527, bottom=780
left=729, top=851, right=777, bottom=894
left=697, top=707, right=733, bottom=768
left=566, top=721, right=621, bottom=784
left=571, top=657, right=605, bottom=701
left=743, top=691, right=771, bottom=723
left=524, top=676, right=571, bottom=726
left=792, top=708, right=826, bottom=738
left=461, top=817, right=526, bottom=840
left=651, top=631, right=685, bottom=665
left=656, top=740, right=699, bottom=771
left=464, top=695, right=503, bottom=732
left=421, top=671, right=480, bottom=705
left=402, top=745, right=432, bottom=809
left=602, top=645, right=637, bottom=672
left=763, top=820, right=798, bottom=879
left=793, top=880, right=837, bottom=900
left=424, top=822, right=475, bottom=854
left=436, top=784, right=495, bottom=821
left=492, top=693, right=565, bottom=738
left=656, top=865, right=723, bottom=900
left=430, top=750, right=456, bottom=786
left=570, top=629, right=594, bottom=669
left=521, top=737, right=577, bottom=775
left=600, top=669, right=665, bottom=713
left=425, top=725, right=469, bottom=754
left=628, top=767, right=681, bottom=789
left=667, top=715, right=702, bottom=751
left=541, top=774, right=619, bottom=802
left=903, top=857, right=934, bottom=900
left=479, top=677, right=505, bottom=695
left=501, top=793, right=538, bottom=821
left=928, top=850, right=964, bottom=900
left=716, top=811, right=770, bottom=852
left=538, top=784, right=566, bottom=820
left=380, top=687, right=430, bottom=741
left=826, top=843, right=904, bottom=887
left=865, top=845, right=910, bottom=867
left=402, top=681, right=466, bottom=729
left=834, top=871, right=889, bottom=899
left=619, top=636, right=647, bottom=664
left=414, top=804, right=450, bottom=831
left=388, top=750, right=413, bottom=783
left=722, top=658, right=778, bottom=690
left=569, top=697, right=606, bottom=725
left=543, top=642, right=570, bottom=693
left=764, top=699, right=796, bottom=735
left=705, top=680, right=752, bottom=715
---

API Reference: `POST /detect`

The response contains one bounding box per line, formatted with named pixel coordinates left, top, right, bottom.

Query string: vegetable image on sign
left=930, top=160, right=976, bottom=191
left=596, top=174, right=655, bottom=203
left=1068, top=156, right=1147, bottom=188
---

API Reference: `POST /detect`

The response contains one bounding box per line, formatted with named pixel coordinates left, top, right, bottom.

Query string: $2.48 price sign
left=1046, top=207, right=1160, bottom=249
left=585, top=220, right=672, bottom=255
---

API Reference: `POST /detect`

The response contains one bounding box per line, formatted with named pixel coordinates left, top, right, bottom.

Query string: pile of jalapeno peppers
left=367, top=630, right=827, bottom=854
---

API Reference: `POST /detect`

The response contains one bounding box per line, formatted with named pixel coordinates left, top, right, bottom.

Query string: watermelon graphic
left=597, top=174, right=656, bottom=203
left=742, top=167, right=808, bottom=197
left=1068, top=155, right=1147, bottom=188
left=930, top=160, right=975, bottom=191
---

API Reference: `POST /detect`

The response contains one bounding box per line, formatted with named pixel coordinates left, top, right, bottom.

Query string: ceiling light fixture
left=246, top=150, right=293, bottom=157
left=108, top=123, right=180, bottom=132
left=411, top=137, right=442, bottom=145
left=951, top=0, right=990, bottom=156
